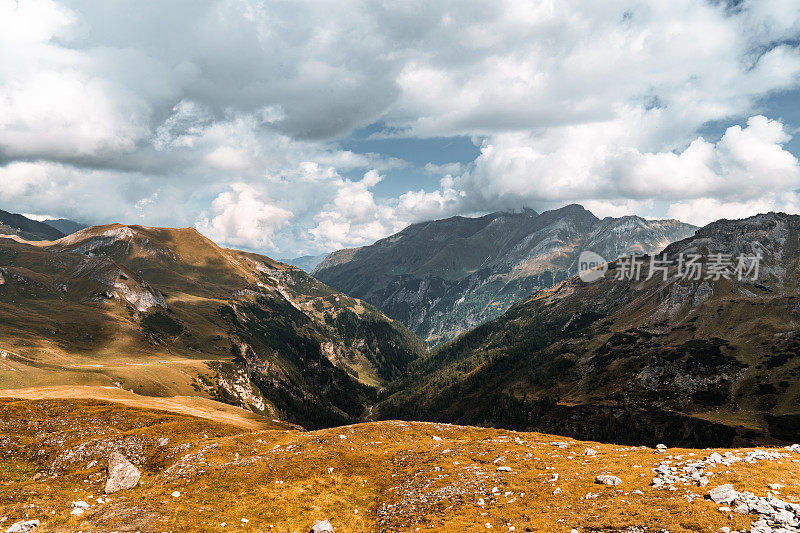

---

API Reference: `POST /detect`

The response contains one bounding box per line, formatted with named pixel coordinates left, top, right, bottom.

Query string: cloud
left=455, top=115, right=800, bottom=223
left=1, top=0, right=800, bottom=255
left=196, top=183, right=292, bottom=248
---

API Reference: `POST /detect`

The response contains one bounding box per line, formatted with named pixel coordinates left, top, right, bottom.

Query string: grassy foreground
left=1, top=398, right=799, bottom=532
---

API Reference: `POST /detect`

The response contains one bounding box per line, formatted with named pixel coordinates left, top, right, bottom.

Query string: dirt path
left=0, top=385, right=295, bottom=431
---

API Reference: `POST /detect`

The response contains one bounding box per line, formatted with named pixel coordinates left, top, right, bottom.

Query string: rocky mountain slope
left=377, top=212, right=800, bottom=446
left=0, top=209, right=65, bottom=241
left=313, top=205, right=696, bottom=345
left=0, top=223, right=424, bottom=429
left=3, top=397, right=800, bottom=533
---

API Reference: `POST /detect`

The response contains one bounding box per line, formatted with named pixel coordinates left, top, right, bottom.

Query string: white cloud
left=1, top=0, right=800, bottom=255
left=457, top=115, right=800, bottom=218
left=196, top=183, right=292, bottom=248
left=667, top=194, right=800, bottom=228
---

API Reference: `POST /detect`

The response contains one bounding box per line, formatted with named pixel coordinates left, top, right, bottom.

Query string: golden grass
left=2, top=399, right=799, bottom=532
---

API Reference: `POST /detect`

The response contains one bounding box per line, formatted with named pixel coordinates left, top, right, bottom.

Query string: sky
left=2, top=0, right=800, bottom=258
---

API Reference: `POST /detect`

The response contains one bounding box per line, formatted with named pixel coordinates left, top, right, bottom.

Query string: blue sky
left=2, top=0, right=800, bottom=257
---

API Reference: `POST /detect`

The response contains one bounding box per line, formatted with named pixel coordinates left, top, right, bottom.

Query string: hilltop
left=0, top=223, right=424, bottom=429
left=313, top=205, right=696, bottom=345
left=2, top=398, right=800, bottom=532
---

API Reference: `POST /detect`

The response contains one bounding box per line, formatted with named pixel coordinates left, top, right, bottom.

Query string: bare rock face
left=104, top=452, right=140, bottom=494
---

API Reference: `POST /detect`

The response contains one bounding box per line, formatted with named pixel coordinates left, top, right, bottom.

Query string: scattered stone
left=171, top=491, right=181, bottom=498
left=656, top=444, right=668, bottom=453
left=432, top=436, right=442, bottom=441
left=104, top=452, right=140, bottom=494
left=311, top=519, right=334, bottom=532
left=583, top=448, right=597, bottom=456
left=497, top=466, right=512, bottom=472
left=706, top=485, right=800, bottom=532
left=553, top=488, right=562, bottom=495
left=595, top=475, right=622, bottom=486
left=70, top=500, right=90, bottom=516
left=156, top=437, right=170, bottom=447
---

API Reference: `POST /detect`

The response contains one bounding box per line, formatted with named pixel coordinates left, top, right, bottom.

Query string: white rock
left=708, top=484, right=737, bottom=505
left=497, top=466, right=512, bottom=472
left=595, top=474, right=622, bottom=486
left=104, top=453, right=140, bottom=494
left=553, top=487, right=562, bottom=495
left=5, top=520, right=39, bottom=533
left=171, top=491, right=181, bottom=498
left=432, top=436, right=442, bottom=441
left=583, top=448, right=597, bottom=456
left=71, top=501, right=90, bottom=510
left=311, top=519, right=334, bottom=533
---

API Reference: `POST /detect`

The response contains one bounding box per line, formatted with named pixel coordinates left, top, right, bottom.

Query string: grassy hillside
left=0, top=224, right=425, bottom=429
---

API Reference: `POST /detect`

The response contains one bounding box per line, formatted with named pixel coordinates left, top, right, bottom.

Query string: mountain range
left=376, top=212, right=800, bottom=446
left=313, top=204, right=697, bottom=345
left=5, top=206, right=800, bottom=447
left=0, top=223, right=423, bottom=429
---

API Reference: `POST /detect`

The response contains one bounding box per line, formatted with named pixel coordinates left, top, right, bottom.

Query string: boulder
left=5, top=520, right=39, bottom=533
left=595, top=474, right=622, bottom=486
left=708, top=484, right=737, bottom=505
left=311, top=520, right=334, bottom=532
left=104, top=452, right=140, bottom=494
